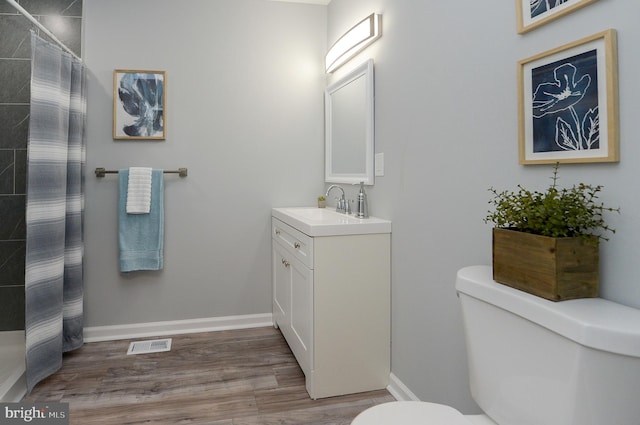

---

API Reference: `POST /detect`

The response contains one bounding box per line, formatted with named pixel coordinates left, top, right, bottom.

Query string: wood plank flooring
left=25, top=326, right=395, bottom=424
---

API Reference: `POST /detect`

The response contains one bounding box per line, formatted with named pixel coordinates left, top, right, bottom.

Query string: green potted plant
left=317, top=195, right=326, bottom=208
left=485, top=163, right=619, bottom=301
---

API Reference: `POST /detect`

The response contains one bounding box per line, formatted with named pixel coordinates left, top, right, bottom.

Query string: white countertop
left=272, top=207, right=391, bottom=237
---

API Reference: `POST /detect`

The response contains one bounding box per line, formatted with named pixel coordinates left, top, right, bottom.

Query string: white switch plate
left=375, top=153, right=384, bottom=176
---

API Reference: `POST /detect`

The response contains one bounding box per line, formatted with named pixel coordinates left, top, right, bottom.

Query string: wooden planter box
left=492, top=228, right=599, bottom=301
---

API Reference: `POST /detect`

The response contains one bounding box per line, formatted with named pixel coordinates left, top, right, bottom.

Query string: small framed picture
left=516, top=0, right=599, bottom=34
left=518, top=29, right=619, bottom=165
left=113, top=70, right=166, bottom=140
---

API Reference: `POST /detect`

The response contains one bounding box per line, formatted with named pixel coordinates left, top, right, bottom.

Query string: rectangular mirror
left=325, top=59, right=374, bottom=185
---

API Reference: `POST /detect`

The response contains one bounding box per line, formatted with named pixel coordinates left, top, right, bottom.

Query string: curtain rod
left=5, top=0, right=81, bottom=61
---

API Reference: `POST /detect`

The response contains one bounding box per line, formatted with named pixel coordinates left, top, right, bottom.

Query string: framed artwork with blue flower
left=518, top=29, right=618, bottom=164
left=113, top=70, right=166, bottom=140
left=516, top=0, right=599, bottom=34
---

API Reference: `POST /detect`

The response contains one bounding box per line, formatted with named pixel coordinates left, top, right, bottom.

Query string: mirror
left=325, top=59, right=374, bottom=185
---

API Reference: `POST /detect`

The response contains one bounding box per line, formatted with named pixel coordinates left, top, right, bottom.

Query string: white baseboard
left=84, top=313, right=273, bottom=343
left=387, top=372, right=420, bottom=401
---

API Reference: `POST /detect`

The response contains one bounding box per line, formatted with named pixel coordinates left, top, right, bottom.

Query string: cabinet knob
left=294, top=242, right=301, bottom=249
left=275, top=229, right=281, bottom=235
left=281, top=258, right=290, bottom=267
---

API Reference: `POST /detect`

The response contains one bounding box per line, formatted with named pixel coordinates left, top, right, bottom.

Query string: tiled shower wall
left=0, top=0, right=82, bottom=331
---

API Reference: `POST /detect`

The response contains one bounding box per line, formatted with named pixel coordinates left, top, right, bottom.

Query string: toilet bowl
left=351, top=401, right=495, bottom=425
left=352, top=266, right=640, bottom=425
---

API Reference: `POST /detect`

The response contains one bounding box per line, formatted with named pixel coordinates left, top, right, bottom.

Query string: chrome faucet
left=325, top=184, right=349, bottom=214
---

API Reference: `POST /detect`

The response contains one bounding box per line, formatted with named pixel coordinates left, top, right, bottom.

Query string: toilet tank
left=456, top=266, right=640, bottom=425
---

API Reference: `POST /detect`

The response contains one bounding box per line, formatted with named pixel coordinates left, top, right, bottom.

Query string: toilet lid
left=352, top=401, right=472, bottom=425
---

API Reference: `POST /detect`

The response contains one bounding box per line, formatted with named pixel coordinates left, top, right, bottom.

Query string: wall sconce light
left=325, top=13, right=381, bottom=73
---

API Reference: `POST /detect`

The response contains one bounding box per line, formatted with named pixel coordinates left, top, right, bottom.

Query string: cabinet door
left=272, top=240, right=291, bottom=330
left=290, top=254, right=313, bottom=375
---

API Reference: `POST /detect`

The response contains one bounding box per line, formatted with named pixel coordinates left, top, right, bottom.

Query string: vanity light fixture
left=325, top=13, right=381, bottom=73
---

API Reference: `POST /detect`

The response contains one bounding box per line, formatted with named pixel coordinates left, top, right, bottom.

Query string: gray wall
left=328, top=0, right=640, bottom=414
left=0, top=0, right=82, bottom=331
left=82, top=0, right=326, bottom=326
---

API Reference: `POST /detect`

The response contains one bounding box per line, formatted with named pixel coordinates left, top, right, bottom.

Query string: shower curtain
left=25, top=32, right=86, bottom=393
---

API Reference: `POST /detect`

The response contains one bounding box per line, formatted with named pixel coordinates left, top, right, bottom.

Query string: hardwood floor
left=26, top=326, right=395, bottom=424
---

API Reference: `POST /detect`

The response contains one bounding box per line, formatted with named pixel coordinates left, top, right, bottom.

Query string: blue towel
left=118, top=169, right=164, bottom=272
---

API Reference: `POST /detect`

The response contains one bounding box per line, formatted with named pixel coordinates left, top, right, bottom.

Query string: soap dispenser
left=356, top=182, right=369, bottom=219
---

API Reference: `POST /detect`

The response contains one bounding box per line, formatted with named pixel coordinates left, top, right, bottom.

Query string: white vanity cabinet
left=272, top=220, right=314, bottom=376
left=271, top=208, right=391, bottom=399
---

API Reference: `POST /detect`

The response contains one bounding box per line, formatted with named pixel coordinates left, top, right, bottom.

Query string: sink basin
left=272, top=207, right=391, bottom=237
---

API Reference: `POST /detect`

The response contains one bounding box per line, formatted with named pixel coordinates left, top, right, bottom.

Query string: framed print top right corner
left=518, top=29, right=619, bottom=165
left=517, top=0, right=600, bottom=34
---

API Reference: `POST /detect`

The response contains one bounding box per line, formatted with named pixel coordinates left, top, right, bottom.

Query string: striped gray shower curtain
left=25, top=32, right=86, bottom=393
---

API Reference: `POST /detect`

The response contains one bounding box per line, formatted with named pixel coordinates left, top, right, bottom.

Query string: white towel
left=126, top=167, right=153, bottom=214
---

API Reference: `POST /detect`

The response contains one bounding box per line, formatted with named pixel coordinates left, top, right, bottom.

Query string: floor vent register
left=127, top=338, right=172, bottom=355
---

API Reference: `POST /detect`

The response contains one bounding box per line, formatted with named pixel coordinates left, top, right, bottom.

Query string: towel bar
left=95, top=168, right=188, bottom=177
